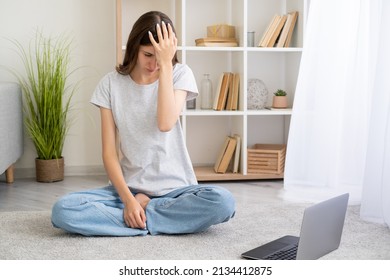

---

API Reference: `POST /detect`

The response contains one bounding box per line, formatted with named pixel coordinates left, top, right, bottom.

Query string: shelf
left=181, top=46, right=244, bottom=52
left=124, top=46, right=303, bottom=52
left=194, top=166, right=284, bottom=181
left=117, top=0, right=306, bottom=182
left=182, top=109, right=292, bottom=116
left=182, top=109, right=244, bottom=116
left=247, top=109, right=293, bottom=116
left=246, top=47, right=303, bottom=53
left=178, top=46, right=303, bottom=52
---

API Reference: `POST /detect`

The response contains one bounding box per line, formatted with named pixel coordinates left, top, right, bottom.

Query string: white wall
left=0, top=0, right=116, bottom=176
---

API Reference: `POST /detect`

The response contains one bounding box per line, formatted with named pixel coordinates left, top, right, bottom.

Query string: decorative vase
left=272, top=96, right=288, bottom=108
left=200, top=73, right=213, bottom=109
left=35, top=157, right=64, bottom=182
left=247, top=79, right=269, bottom=109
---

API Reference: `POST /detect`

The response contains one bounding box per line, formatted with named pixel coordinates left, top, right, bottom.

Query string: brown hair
left=116, top=11, right=179, bottom=75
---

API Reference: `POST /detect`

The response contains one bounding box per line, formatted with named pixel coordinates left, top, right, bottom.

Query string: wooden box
left=207, top=24, right=236, bottom=39
left=247, top=144, right=286, bottom=174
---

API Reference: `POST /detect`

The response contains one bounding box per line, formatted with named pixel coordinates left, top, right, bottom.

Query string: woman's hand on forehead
left=148, top=21, right=177, bottom=66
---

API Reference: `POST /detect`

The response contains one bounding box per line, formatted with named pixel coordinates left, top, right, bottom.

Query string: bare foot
left=135, top=193, right=151, bottom=210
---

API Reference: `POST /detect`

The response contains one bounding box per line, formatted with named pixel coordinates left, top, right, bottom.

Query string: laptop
left=241, top=193, right=349, bottom=260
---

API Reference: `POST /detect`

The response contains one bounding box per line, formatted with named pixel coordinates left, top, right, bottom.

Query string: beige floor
left=0, top=175, right=284, bottom=211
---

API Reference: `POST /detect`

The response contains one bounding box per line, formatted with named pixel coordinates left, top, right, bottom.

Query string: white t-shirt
left=90, top=63, right=199, bottom=196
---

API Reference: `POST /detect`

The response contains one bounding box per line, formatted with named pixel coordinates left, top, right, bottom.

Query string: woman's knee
left=203, top=186, right=236, bottom=219
left=51, top=195, right=75, bottom=228
left=217, top=187, right=236, bottom=219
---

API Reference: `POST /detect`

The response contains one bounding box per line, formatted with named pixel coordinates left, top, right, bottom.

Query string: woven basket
left=35, top=157, right=64, bottom=182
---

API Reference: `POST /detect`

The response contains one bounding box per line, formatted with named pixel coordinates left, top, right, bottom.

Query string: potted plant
left=10, top=31, right=77, bottom=182
left=272, top=89, right=288, bottom=109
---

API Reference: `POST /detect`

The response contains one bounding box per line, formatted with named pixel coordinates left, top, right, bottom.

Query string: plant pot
left=272, top=96, right=288, bottom=109
left=35, top=157, right=64, bottom=182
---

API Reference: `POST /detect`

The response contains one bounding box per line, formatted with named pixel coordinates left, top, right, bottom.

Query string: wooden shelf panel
left=194, top=166, right=284, bottom=181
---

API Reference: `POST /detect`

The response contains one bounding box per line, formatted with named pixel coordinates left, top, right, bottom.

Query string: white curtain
left=360, top=1, right=390, bottom=226
left=283, top=0, right=390, bottom=227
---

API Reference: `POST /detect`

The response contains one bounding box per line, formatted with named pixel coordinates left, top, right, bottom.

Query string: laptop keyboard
left=263, top=244, right=298, bottom=260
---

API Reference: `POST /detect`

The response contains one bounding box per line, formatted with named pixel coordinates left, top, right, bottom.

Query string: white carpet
left=1, top=199, right=389, bottom=260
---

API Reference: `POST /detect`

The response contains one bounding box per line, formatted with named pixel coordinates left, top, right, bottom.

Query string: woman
left=51, top=11, right=235, bottom=236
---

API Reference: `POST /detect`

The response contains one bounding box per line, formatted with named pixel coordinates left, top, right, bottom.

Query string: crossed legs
left=51, top=184, right=235, bottom=236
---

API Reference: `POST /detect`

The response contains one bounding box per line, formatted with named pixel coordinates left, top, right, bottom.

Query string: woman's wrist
left=120, top=187, right=136, bottom=206
left=122, top=195, right=136, bottom=207
left=158, top=61, right=173, bottom=72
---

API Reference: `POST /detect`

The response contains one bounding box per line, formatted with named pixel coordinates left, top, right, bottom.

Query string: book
left=214, top=136, right=237, bottom=173
left=232, top=73, right=240, bottom=110
left=225, top=74, right=234, bottom=110
left=195, top=37, right=238, bottom=47
left=226, top=73, right=240, bottom=110
left=214, top=136, right=230, bottom=173
left=276, top=12, right=294, bottom=47
left=213, top=73, right=225, bottom=110
left=258, top=14, right=279, bottom=47
left=232, top=134, right=241, bottom=173
left=284, top=11, right=299, bottom=47
left=259, top=14, right=281, bottom=47
left=266, top=14, right=287, bottom=47
left=215, top=72, right=232, bottom=111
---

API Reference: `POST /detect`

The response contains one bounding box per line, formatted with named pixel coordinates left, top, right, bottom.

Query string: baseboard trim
left=11, top=165, right=106, bottom=179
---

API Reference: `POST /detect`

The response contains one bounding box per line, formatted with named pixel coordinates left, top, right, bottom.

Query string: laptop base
left=241, top=235, right=299, bottom=260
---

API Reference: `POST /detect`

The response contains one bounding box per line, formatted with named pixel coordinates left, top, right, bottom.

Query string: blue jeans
left=51, top=184, right=235, bottom=236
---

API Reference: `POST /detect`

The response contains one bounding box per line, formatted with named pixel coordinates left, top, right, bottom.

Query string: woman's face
left=136, top=45, right=159, bottom=76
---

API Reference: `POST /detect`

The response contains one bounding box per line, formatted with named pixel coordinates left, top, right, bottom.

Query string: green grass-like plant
left=274, top=89, right=287, bottom=96
left=9, top=31, right=76, bottom=160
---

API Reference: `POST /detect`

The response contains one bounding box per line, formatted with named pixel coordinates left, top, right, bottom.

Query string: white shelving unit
left=116, top=0, right=307, bottom=181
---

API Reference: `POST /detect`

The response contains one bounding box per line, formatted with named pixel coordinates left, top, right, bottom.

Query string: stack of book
left=213, top=72, right=240, bottom=111
left=214, top=134, right=241, bottom=174
left=258, top=11, right=298, bottom=48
